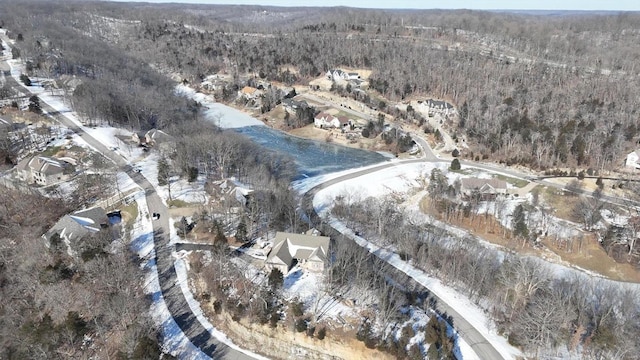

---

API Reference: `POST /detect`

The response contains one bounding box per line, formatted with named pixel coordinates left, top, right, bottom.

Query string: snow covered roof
left=266, top=232, right=330, bottom=270
left=461, top=178, right=507, bottom=193
left=28, top=156, right=64, bottom=175
left=45, top=207, right=108, bottom=243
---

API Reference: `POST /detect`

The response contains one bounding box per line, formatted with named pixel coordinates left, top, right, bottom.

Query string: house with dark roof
left=419, top=98, right=456, bottom=116
left=43, top=207, right=108, bottom=248
left=460, top=178, right=508, bottom=200
left=265, top=231, right=330, bottom=274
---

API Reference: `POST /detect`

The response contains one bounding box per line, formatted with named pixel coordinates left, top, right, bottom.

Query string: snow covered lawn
left=301, top=162, right=524, bottom=360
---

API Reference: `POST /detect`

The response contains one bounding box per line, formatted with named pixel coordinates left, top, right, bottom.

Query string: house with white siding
left=626, top=150, right=640, bottom=170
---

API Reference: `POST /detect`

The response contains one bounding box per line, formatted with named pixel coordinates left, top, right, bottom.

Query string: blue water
left=235, top=125, right=388, bottom=180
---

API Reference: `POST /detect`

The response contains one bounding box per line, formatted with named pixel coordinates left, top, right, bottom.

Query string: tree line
left=331, top=193, right=640, bottom=359
left=5, top=2, right=640, bottom=170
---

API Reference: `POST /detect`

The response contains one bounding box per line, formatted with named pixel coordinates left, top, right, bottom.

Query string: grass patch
left=542, top=236, right=640, bottom=282
left=121, top=200, right=138, bottom=224
left=41, top=146, right=61, bottom=157
left=541, top=185, right=581, bottom=222
left=495, top=174, right=529, bottom=188
left=168, top=199, right=194, bottom=208
left=334, top=110, right=365, bottom=121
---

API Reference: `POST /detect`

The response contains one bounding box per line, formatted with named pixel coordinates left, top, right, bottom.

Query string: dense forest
left=3, top=3, right=640, bottom=169
left=0, top=188, right=164, bottom=359
left=4, top=2, right=640, bottom=170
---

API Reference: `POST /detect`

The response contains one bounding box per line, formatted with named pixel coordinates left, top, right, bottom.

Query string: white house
left=326, top=69, right=361, bottom=82
left=626, top=150, right=640, bottom=170
left=326, top=69, right=348, bottom=81
left=314, top=112, right=351, bottom=129
left=314, top=112, right=337, bottom=128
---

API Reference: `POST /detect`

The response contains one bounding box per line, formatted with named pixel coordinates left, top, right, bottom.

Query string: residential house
left=314, top=112, right=351, bottom=129
left=326, top=69, right=349, bottom=81
left=337, top=116, right=352, bottom=130
left=132, top=129, right=173, bottom=148
left=460, top=178, right=508, bottom=200
left=132, top=131, right=151, bottom=146
left=625, top=150, right=640, bottom=170
left=314, top=112, right=337, bottom=128
left=238, top=86, right=263, bottom=100
left=17, top=156, right=67, bottom=186
left=420, top=98, right=456, bottom=116
left=43, top=207, right=108, bottom=247
left=208, top=179, right=254, bottom=210
left=265, top=231, right=330, bottom=274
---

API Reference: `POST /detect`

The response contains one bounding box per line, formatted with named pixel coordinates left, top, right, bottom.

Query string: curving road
left=300, top=160, right=509, bottom=360
left=0, top=42, right=253, bottom=359
left=6, top=30, right=635, bottom=359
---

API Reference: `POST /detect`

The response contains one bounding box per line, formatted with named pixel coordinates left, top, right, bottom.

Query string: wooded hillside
left=4, top=2, right=639, bottom=170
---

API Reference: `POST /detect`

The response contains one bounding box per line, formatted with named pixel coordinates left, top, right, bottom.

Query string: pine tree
left=450, top=158, right=461, bottom=171
left=157, top=157, right=169, bottom=186
left=511, top=204, right=529, bottom=239
left=268, top=268, right=283, bottom=291
left=235, top=217, right=248, bottom=242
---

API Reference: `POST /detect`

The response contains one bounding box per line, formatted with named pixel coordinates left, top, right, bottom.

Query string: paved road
left=300, top=162, right=508, bottom=360
left=5, top=31, right=635, bottom=359
left=0, top=42, right=255, bottom=359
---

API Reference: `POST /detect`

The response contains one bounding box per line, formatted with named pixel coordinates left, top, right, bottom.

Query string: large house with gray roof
left=17, top=156, right=67, bottom=186
left=460, top=178, right=508, bottom=200
left=43, top=207, right=108, bottom=249
left=265, top=231, right=330, bottom=274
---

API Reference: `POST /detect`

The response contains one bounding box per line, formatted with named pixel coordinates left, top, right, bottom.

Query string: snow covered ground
left=175, top=84, right=264, bottom=128
left=1, top=50, right=234, bottom=357
left=300, top=160, right=640, bottom=358
left=126, top=186, right=267, bottom=360
left=303, top=162, right=524, bottom=360
left=129, top=191, right=213, bottom=359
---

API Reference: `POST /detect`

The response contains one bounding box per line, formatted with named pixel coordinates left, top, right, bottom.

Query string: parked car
left=152, top=212, right=160, bottom=220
